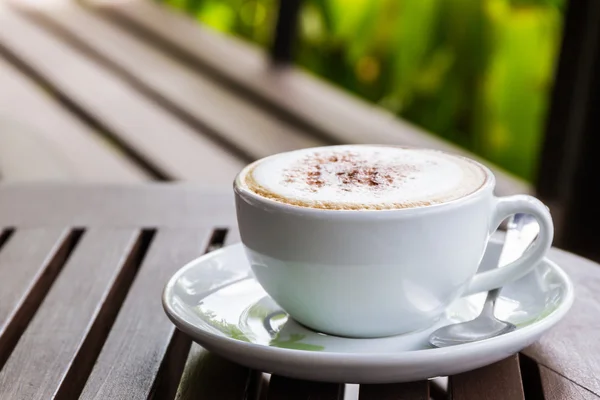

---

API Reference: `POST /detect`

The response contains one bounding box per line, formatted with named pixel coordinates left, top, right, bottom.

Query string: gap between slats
left=9, top=5, right=250, bottom=166
left=0, top=228, right=83, bottom=369
left=0, top=54, right=150, bottom=183
left=359, top=381, right=429, bottom=400
left=54, top=229, right=157, bottom=400
left=92, top=0, right=529, bottom=196
left=0, top=228, right=15, bottom=250
left=0, top=5, right=245, bottom=184
left=78, top=227, right=228, bottom=400
left=0, top=225, right=527, bottom=400
left=0, top=43, right=168, bottom=181
left=519, top=353, right=546, bottom=400
left=13, top=3, right=325, bottom=164
left=0, top=228, right=157, bottom=400
left=163, top=227, right=432, bottom=400
left=88, top=2, right=335, bottom=148
left=151, top=228, right=234, bottom=400
left=170, top=227, right=261, bottom=400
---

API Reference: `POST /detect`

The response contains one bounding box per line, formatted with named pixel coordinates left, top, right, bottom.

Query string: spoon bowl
left=429, top=289, right=516, bottom=347
left=429, top=318, right=516, bottom=347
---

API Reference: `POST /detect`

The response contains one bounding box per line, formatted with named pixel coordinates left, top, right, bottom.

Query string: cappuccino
left=241, top=145, right=488, bottom=210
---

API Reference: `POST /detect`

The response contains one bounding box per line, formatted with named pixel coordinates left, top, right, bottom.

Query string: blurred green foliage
left=160, top=0, right=564, bottom=181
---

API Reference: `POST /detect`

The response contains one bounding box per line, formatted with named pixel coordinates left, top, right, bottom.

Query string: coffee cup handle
left=463, top=195, right=554, bottom=296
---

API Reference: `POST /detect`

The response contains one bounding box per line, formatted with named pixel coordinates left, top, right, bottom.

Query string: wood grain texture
left=17, top=0, right=324, bottom=161
left=175, top=345, right=256, bottom=400
left=522, top=248, right=600, bottom=398
left=79, top=228, right=212, bottom=400
left=267, top=376, right=344, bottom=400
left=0, top=228, right=73, bottom=367
left=174, top=226, right=251, bottom=400
left=0, top=56, right=147, bottom=183
left=0, top=186, right=598, bottom=399
left=92, top=0, right=529, bottom=196
left=0, top=4, right=244, bottom=185
left=0, top=184, right=235, bottom=228
left=359, top=381, right=429, bottom=400
left=0, top=228, right=141, bottom=400
left=450, top=355, right=524, bottom=400
left=540, top=365, right=599, bottom=400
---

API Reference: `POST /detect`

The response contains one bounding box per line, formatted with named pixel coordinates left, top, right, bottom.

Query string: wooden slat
left=0, top=4, right=244, bottom=185
left=522, top=248, right=600, bottom=397
left=0, top=119, right=75, bottom=182
left=0, top=228, right=142, bottom=399
left=17, top=0, right=324, bottom=160
left=78, top=228, right=212, bottom=400
left=0, top=185, right=235, bottom=228
left=0, top=228, right=73, bottom=367
left=267, top=376, right=344, bottom=400
left=359, top=381, right=429, bottom=400
left=540, top=365, right=598, bottom=400
left=0, top=186, right=598, bottom=398
left=0, top=56, right=148, bottom=182
left=450, top=355, right=524, bottom=400
left=92, top=0, right=530, bottom=196
left=175, top=347, right=256, bottom=400
left=258, top=374, right=271, bottom=400
left=174, top=226, right=250, bottom=400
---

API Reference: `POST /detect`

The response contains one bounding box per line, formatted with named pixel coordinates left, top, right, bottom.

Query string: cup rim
left=234, top=145, right=496, bottom=217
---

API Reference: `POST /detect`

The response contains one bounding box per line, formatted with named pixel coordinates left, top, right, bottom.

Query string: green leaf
left=269, top=333, right=325, bottom=351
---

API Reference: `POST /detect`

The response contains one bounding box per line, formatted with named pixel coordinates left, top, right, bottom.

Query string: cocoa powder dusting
left=282, top=150, right=418, bottom=192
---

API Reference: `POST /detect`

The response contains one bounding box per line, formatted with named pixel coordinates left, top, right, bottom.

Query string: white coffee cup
left=234, top=147, right=553, bottom=338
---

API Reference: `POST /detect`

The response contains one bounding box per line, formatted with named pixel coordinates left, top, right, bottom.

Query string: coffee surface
left=242, top=146, right=488, bottom=210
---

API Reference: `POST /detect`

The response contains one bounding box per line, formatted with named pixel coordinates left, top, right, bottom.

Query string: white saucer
left=163, top=239, right=573, bottom=383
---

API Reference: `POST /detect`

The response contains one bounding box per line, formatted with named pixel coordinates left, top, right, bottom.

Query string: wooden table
left=0, top=184, right=598, bottom=400
left=0, top=0, right=528, bottom=199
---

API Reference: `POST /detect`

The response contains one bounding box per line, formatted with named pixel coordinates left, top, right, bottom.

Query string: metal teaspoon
left=429, top=213, right=540, bottom=347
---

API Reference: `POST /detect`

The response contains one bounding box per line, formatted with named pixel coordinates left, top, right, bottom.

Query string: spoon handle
left=481, top=288, right=500, bottom=317
left=498, top=213, right=540, bottom=267
left=483, top=214, right=540, bottom=317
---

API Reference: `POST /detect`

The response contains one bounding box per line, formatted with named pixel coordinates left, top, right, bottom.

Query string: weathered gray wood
left=0, top=228, right=141, bottom=399
left=523, top=248, right=600, bottom=398
left=79, top=228, right=212, bottom=400
left=174, top=225, right=249, bottom=400
left=175, top=346, right=256, bottom=400
left=0, top=228, right=73, bottom=367
left=0, top=119, right=71, bottom=182
left=16, top=1, right=324, bottom=161
left=540, top=365, right=598, bottom=400
left=0, top=56, right=148, bottom=182
left=359, top=381, right=429, bottom=400
left=0, top=186, right=597, bottom=399
left=450, top=355, right=524, bottom=400
left=92, top=0, right=529, bottom=196
left=0, top=4, right=244, bottom=185
left=267, top=376, right=344, bottom=400
left=0, top=184, right=235, bottom=228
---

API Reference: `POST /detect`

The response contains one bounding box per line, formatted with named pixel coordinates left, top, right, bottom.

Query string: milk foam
left=243, top=146, right=488, bottom=210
